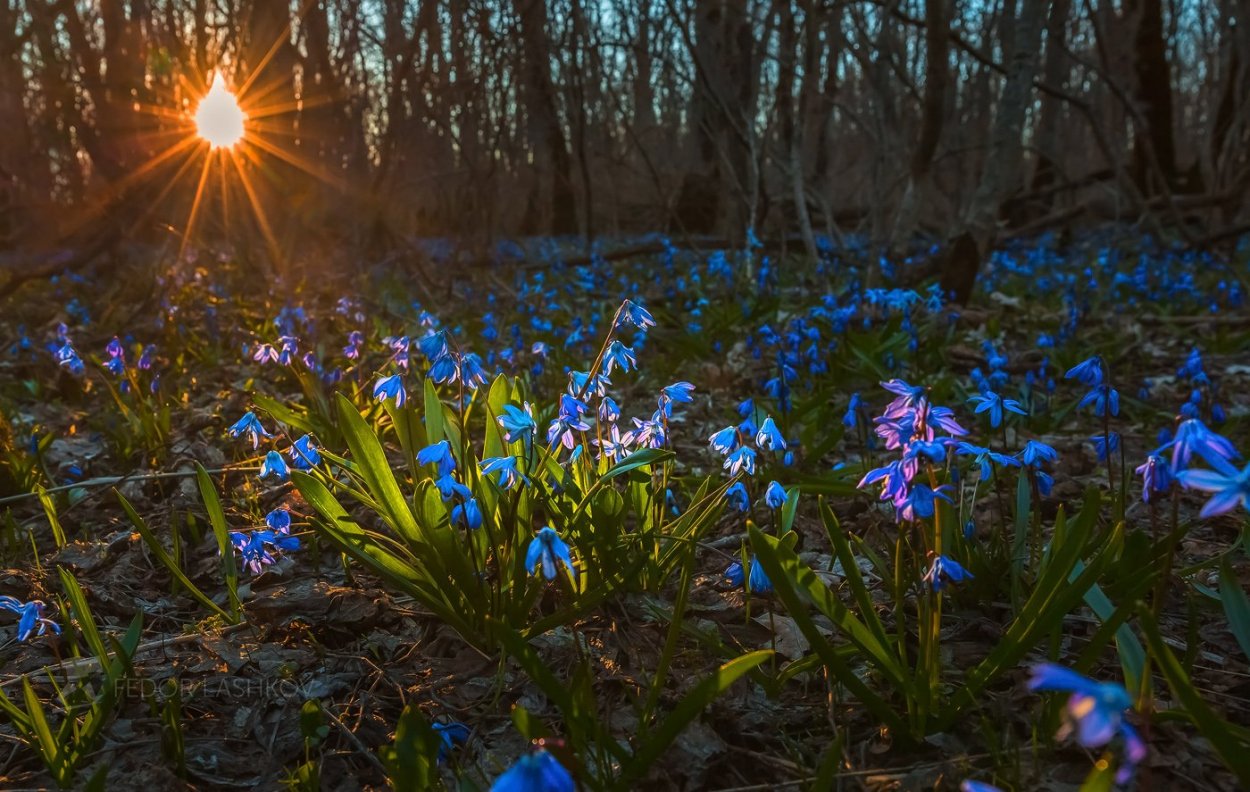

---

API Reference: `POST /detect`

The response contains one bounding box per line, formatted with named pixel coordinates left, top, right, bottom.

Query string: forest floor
left=0, top=232, right=1247, bottom=791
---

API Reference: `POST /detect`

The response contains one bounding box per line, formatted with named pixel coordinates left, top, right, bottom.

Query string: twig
left=322, top=703, right=389, bottom=777
left=0, top=466, right=258, bottom=507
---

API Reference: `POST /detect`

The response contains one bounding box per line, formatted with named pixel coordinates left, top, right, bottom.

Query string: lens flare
left=194, top=72, right=246, bottom=148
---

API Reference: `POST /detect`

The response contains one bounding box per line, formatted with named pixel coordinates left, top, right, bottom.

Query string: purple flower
left=1027, top=663, right=1142, bottom=782
left=1135, top=454, right=1173, bottom=502
left=1159, top=418, right=1237, bottom=471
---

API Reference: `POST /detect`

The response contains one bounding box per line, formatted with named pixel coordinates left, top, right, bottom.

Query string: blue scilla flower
left=956, top=443, right=1021, bottom=480
left=259, top=450, right=290, bottom=481
left=737, top=398, right=754, bottom=418
left=880, top=378, right=926, bottom=418
left=525, top=527, right=577, bottom=582
left=1176, top=456, right=1250, bottom=517
left=418, top=440, right=456, bottom=477
left=968, top=391, right=1027, bottom=428
left=598, top=396, right=620, bottom=424
left=343, top=330, right=363, bottom=360
left=747, top=556, right=773, bottom=593
left=451, top=498, right=483, bottom=530
left=1020, top=440, right=1058, bottom=467
left=725, top=482, right=749, bottom=512
left=418, top=330, right=449, bottom=361
left=227, top=411, right=272, bottom=449
left=1064, top=356, right=1104, bottom=387
left=1027, top=663, right=1144, bottom=783
left=372, top=374, right=406, bottom=406
left=461, top=353, right=488, bottom=389
left=1078, top=383, right=1120, bottom=417
left=265, top=508, right=291, bottom=533
left=289, top=434, right=321, bottom=469
left=602, top=340, right=636, bottom=375
left=724, top=560, right=745, bottom=587
left=491, top=749, right=575, bottom=792
left=432, top=721, right=470, bottom=764
left=618, top=299, right=656, bottom=330
left=764, top=480, right=787, bottom=509
left=498, top=403, right=536, bottom=446
left=858, top=460, right=908, bottom=505
left=1090, top=432, right=1120, bottom=461
left=230, top=530, right=298, bottom=575
left=922, top=555, right=973, bottom=591
left=435, top=474, right=472, bottom=503
left=252, top=343, right=280, bottom=365
left=755, top=416, right=786, bottom=451
left=1135, top=454, right=1173, bottom=503
left=481, top=456, right=524, bottom=490
left=428, top=353, right=460, bottom=384
left=0, top=596, right=61, bottom=642
left=960, top=781, right=1003, bottom=792
left=724, top=445, right=757, bottom=476
left=661, top=381, right=695, bottom=406
left=842, top=393, right=862, bottom=429
left=137, top=344, right=155, bottom=370
left=709, top=426, right=738, bottom=455
left=899, top=484, right=953, bottom=523
left=1159, top=418, right=1237, bottom=471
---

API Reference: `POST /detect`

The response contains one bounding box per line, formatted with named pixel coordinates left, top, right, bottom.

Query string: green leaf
left=196, top=464, right=241, bottom=620
left=115, top=490, right=235, bottom=623
left=601, top=448, right=673, bottom=480
left=57, top=568, right=109, bottom=665
left=1074, top=563, right=1145, bottom=692
left=423, top=379, right=444, bottom=448
left=614, top=650, right=772, bottom=790
left=748, top=526, right=910, bottom=736
left=334, top=393, right=422, bottom=545
left=1139, top=609, right=1250, bottom=785
left=1219, top=559, right=1250, bottom=663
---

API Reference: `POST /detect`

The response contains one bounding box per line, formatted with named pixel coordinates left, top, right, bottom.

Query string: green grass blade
left=195, top=464, right=241, bottom=620
left=115, top=490, right=234, bottom=623
left=1219, top=558, right=1250, bottom=662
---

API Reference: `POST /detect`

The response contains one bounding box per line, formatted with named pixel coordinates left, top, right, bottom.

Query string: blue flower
left=525, top=527, right=577, bottom=582
left=419, top=330, right=449, bottom=361
left=1090, top=432, right=1120, bottom=461
left=968, top=391, right=1027, bottom=428
left=432, top=722, right=470, bottom=764
left=922, top=555, right=973, bottom=591
left=1158, top=418, right=1237, bottom=470
left=451, top=498, right=483, bottom=530
left=227, top=411, right=272, bottom=449
left=842, top=393, right=862, bottom=429
left=265, top=508, right=291, bottom=533
left=435, top=474, right=472, bottom=503
left=491, top=749, right=575, bottom=792
left=960, top=782, right=1003, bottom=792
left=461, top=353, right=488, bottom=389
left=724, top=446, right=757, bottom=476
left=708, top=426, right=738, bottom=455
left=598, top=397, right=620, bottom=424
left=755, top=416, right=786, bottom=451
left=1078, top=384, right=1120, bottom=417
left=747, top=556, right=772, bottom=593
left=372, top=374, right=406, bottom=406
left=602, top=340, right=636, bottom=375
left=618, top=299, right=656, bottom=330
left=498, top=403, right=536, bottom=446
left=259, top=450, right=290, bottom=481
left=289, top=434, right=321, bottom=469
left=1020, top=440, right=1058, bottom=467
left=898, top=484, right=953, bottom=522
left=764, top=480, right=787, bottom=509
left=417, top=440, right=457, bottom=477
left=1176, top=456, right=1250, bottom=517
left=343, top=330, right=363, bottom=359
left=724, top=561, right=745, bottom=587
left=1065, top=356, right=1104, bottom=387
left=725, top=482, right=749, bottom=511
left=481, top=456, right=525, bottom=490
left=1135, top=454, right=1173, bottom=502
left=230, top=531, right=276, bottom=575
left=660, top=382, right=700, bottom=412
left=0, top=596, right=61, bottom=642
left=1027, top=663, right=1138, bottom=768
left=428, top=353, right=460, bottom=384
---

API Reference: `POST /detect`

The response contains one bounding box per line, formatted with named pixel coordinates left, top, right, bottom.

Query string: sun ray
left=178, top=148, right=216, bottom=263
left=242, top=133, right=354, bottom=193
left=228, top=150, right=283, bottom=270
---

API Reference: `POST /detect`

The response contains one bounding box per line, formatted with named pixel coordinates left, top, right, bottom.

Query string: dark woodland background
left=0, top=0, right=1246, bottom=284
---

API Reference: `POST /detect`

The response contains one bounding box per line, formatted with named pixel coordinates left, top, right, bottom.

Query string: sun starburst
left=193, top=72, right=246, bottom=149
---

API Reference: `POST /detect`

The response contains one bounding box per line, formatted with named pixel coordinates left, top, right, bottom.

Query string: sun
left=193, top=72, right=246, bottom=148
